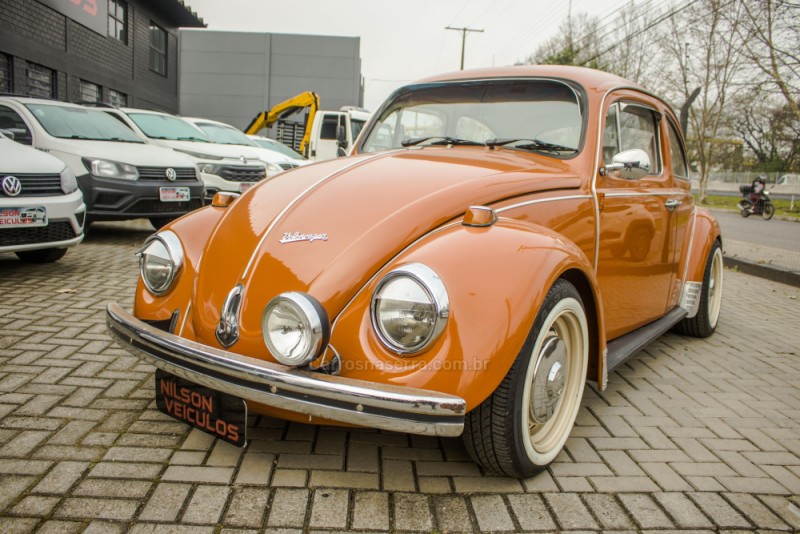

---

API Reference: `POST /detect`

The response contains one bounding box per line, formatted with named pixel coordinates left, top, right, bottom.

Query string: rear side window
left=667, top=120, right=688, bottom=179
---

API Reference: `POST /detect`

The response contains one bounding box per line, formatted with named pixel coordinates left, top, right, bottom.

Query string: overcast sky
left=183, top=0, right=643, bottom=110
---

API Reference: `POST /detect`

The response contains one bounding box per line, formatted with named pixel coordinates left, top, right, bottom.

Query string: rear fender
left=330, top=218, right=605, bottom=411
left=683, top=208, right=722, bottom=283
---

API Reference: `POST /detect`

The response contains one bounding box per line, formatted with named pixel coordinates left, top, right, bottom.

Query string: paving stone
left=161, top=465, right=234, bottom=484
left=351, top=491, right=389, bottom=531
left=181, top=486, right=230, bottom=524
left=545, top=493, right=598, bottom=530
left=89, top=462, right=162, bottom=480
left=138, top=483, right=191, bottom=522
left=654, top=492, right=713, bottom=529
left=271, top=469, right=307, bottom=487
left=73, top=479, right=152, bottom=499
left=227, top=486, right=271, bottom=528
left=417, top=477, right=452, bottom=493
left=9, top=495, right=60, bottom=517
left=235, top=452, right=274, bottom=485
left=619, top=493, right=673, bottom=529
left=507, top=493, right=556, bottom=531
left=32, top=461, right=87, bottom=494
left=55, top=497, right=138, bottom=521
left=309, top=488, right=348, bottom=529
left=433, top=495, right=473, bottom=532
left=309, top=470, right=379, bottom=489
left=689, top=492, right=751, bottom=529
left=723, top=493, right=788, bottom=530
left=471, top=494, right=514, bottom=531
left=381, top=459, right=415, bottom=492
left=393, top=492, right=432, bottom=531
left=584, top=493, right=635, bottom=529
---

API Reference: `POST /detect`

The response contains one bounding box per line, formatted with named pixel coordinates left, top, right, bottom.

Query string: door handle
left=665, top=199, right=682, bottom=211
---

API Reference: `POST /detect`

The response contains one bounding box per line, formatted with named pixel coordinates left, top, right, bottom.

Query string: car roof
left=0, top=95, right=93, bottom=108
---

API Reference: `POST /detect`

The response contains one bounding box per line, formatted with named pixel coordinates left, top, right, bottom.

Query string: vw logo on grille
left=2, top=175, right=21, bottom=197
left=239, top=156, right=247, bottom=164
left=165, top=168, right=177, bottom=181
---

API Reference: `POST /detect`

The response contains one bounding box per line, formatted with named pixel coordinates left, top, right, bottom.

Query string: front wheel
left=462, top=279, right=589, bottom=477
left=762, top=203, right=775, bottom=220
left=149, top=216, right=179, bottom=230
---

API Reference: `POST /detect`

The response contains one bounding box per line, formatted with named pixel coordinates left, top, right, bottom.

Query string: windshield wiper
left=486, top=138, right=577, bottom=153
left=176, top=136, right=209, bottom=142
left=66, top=135, right=140, bottom=143
left=401, top=136, right=484, bottom=147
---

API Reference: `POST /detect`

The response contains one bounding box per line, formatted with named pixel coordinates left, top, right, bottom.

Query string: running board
left=606, top=307, right=688, bottom=373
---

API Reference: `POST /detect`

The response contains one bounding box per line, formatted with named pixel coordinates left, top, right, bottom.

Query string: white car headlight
left=265, top=162, right=283, bottom=177
left=262, top=292, right=329, bottom=367
left=138, top=231, right=184, bottom=295
left=83, top=158, right=138, bottom=180
left=371, top=263, right=449, bottom=355
left=60, top=166, right=78, bottom=194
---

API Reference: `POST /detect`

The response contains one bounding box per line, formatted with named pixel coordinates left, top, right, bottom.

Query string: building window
left=149, top=23, right=167, bottom=76
left=108, top=0, right=128, bottom=43
left=106, top=88, right=127, bottom=107
left=0, top=54, right=11, bottom=93
left=80, top=80, right=100, bottom=103
left=26, top=63, right=56, bottom=98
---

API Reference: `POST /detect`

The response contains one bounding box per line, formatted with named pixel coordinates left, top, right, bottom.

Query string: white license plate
left=239, top=183, right=256, bottom=193
left=0, top=206, right=47, bottom=228
left=159, top=187, right=190, bottom=202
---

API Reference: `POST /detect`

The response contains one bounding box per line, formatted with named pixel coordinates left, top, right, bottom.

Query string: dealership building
left=0, top=1, right=364, bottom=122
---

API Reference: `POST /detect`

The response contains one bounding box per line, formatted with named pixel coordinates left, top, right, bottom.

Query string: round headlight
left=138, top=231, right=183, bottom=295
left=262, top=292, right=329, bottom=367
left=371, top=263, right=449, bottom=355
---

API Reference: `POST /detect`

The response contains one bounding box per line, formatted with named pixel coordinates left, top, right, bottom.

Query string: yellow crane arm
left=243, top=92, right=320, bottom=154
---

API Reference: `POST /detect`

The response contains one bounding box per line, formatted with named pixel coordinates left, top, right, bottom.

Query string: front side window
left=27, top=63, right=56, bottom=99
left=25, top=104, right=143, bottom=142
left=80, top=80, right=100, bottom=103
left=149, top=23, right=167, bottom=76
left=0, top=105, right=33, bottom=145
left=320, top=115, right=340, bottom=140
left=0, top=54, right=11, bottom=93
left=360, top=79, right=584, bottom=157
left=127, top=112, right=209, bottom=142
left=108, top=0, right=128, bottom=43
left=603, top=102, right=662, bottom=174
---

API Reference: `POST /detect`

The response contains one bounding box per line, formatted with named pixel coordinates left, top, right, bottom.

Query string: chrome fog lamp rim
left=262, top=292, right=330, bottom=367
left=138, top=230, right=184, bottom=295
left=371, top=263, right=449, bottom=355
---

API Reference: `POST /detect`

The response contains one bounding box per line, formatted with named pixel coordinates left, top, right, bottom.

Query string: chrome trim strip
left=602, top=191, right=684, bottom=198
left=178, top=302, right=191, bottom=337
left=106, top=303, right=465, bottom=437
left=495, top=194, right=592, bottom=213
left=241, top=152, right=400, bottom=279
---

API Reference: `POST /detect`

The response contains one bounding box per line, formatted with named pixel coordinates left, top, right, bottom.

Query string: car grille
left=0, top=173, right=62, bottom=196
left=127, top=198, right=204, bottom=214
left=1, top=220, right=77, bottom=246
left=278, top=163, right=299, bottom=170
left=137, top=167, right=197, bottom=181
left=219, top=165, right=267, bottom=182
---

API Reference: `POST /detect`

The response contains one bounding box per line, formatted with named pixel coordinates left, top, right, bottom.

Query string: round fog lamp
left=262, top=292, right=329, bottom=366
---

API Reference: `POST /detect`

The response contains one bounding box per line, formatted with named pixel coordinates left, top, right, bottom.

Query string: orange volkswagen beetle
left=107, top=66, right=722, bottom=478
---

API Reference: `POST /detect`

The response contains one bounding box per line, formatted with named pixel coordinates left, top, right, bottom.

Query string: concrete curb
left=723, top=255, right=800, bottom=288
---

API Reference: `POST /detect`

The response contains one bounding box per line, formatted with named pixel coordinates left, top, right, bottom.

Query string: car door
left=664, top=116, right=694, bottom=309
left=595, top=97, right=675, bottom=340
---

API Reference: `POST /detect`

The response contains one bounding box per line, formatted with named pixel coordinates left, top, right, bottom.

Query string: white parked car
left=0, top=97, right=204, bottom=230
left=102, top=108, right=281, bottom=199
left=247, top=135, right=309, bottom=168
left=0, top=131, right=85, bottom=262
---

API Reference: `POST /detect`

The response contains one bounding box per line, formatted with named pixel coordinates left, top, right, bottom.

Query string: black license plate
left=155, top=370, right=247, bottom=447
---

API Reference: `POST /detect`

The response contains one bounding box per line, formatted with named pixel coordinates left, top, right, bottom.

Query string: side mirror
left=601, top=149, right=650, bottom=180
left=0, top=128, right=14, bottom=141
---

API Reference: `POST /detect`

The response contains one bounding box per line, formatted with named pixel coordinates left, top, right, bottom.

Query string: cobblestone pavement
left=1, top=220, right=800, bottom=533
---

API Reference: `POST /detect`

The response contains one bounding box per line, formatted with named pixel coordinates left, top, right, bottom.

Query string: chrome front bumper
left=106, top=303, right=466, bottom=437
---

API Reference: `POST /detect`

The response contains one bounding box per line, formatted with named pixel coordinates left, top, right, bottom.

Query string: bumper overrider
left=106, top=303, right=466, bottom=437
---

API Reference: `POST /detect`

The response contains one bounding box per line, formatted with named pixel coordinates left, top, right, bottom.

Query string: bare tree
left=659, top=0, right=746, bottom=203
left=524, top=13, right=605, bottom=69
left=735, top=0, right=800, bottom=122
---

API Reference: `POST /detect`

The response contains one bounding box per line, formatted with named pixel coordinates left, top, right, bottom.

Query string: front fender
left=330, top=217, right=603, bottom=411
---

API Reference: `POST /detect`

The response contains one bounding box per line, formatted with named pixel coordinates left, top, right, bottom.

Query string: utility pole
left=445, top=26, right=484, bottom=70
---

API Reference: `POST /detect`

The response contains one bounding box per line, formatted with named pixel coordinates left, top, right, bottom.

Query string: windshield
left=127, top=112, right=210, bottom=142
left=360, top=79, right=584, bottom=156
left=26, top=104, right=144, bottom=142
left=194, top=121, right=257, bottom=146
left=251, top=137, right=305, bottom=159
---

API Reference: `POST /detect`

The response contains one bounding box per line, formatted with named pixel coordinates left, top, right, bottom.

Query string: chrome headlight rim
left=262, top=292, right=330, bottom=367
left=138, top=230, right=184, bottom=296
left=370, top=263, right=449, bottom=356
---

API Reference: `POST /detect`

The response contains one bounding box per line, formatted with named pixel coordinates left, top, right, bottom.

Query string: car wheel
left=149, top=216, right=178, bottom=230
left=762, top=204, right=775, bottom=220
left=673, top=240, right=723, bottom=338
left=15, top=248, right=68, bottom=263
left=462, top=279, right=588, bottom=477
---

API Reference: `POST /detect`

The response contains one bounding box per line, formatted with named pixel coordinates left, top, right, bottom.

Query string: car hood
left=192, top=148, right=580, bottom=346
left=47, top=139, right=197, bottom=167
left=162, top=140, right=284, bottom=163
left=0, top=138, right=66, bottom=174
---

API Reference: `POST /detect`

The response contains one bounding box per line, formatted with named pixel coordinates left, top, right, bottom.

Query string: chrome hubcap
left=530, top=335, right=567, bottom=424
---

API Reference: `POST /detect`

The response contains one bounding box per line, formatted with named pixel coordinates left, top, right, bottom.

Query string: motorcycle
left=737, top=184, right=775, bottom=220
